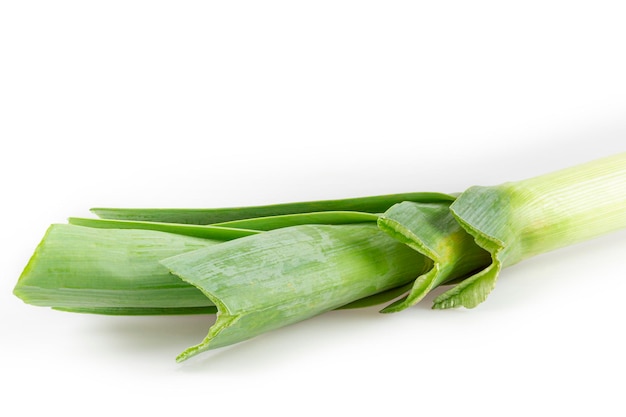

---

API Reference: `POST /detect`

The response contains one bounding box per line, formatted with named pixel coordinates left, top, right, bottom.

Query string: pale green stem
left=434, top=152, right=626, bottom=309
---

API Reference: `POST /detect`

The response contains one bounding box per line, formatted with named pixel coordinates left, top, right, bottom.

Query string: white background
left=1, top=1, right=625, bottom=415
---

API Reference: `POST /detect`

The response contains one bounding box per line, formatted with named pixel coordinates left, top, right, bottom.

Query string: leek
left=12, top=152, right=626, bottom=362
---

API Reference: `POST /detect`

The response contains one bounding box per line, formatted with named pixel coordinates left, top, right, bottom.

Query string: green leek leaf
left=92, top=192, right=454, bottom=224
left=160, top=224, right=432, bottom=361
left=13, top=224, right=219, bottom=310
left=377, top=201, right=491, bottom=312
left=213, top=211, right=379, bottom=230
left=68, top=217, right=260, bottom=240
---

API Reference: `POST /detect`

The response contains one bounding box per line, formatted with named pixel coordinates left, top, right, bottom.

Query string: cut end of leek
left=13, top=224, right=218, bottom=310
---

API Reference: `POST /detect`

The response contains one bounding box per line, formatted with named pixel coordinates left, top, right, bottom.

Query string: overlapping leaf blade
left=160, top=224, right=432, bottom=361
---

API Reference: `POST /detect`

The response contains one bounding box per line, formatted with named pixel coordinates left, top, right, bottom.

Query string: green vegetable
left=12, top=153, right=626, bottom=362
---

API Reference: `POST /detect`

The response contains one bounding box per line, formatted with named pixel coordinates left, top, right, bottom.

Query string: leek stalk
left=12, top=152, right=626, bottom=362
left=431, top=152, right=626, bottom=309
